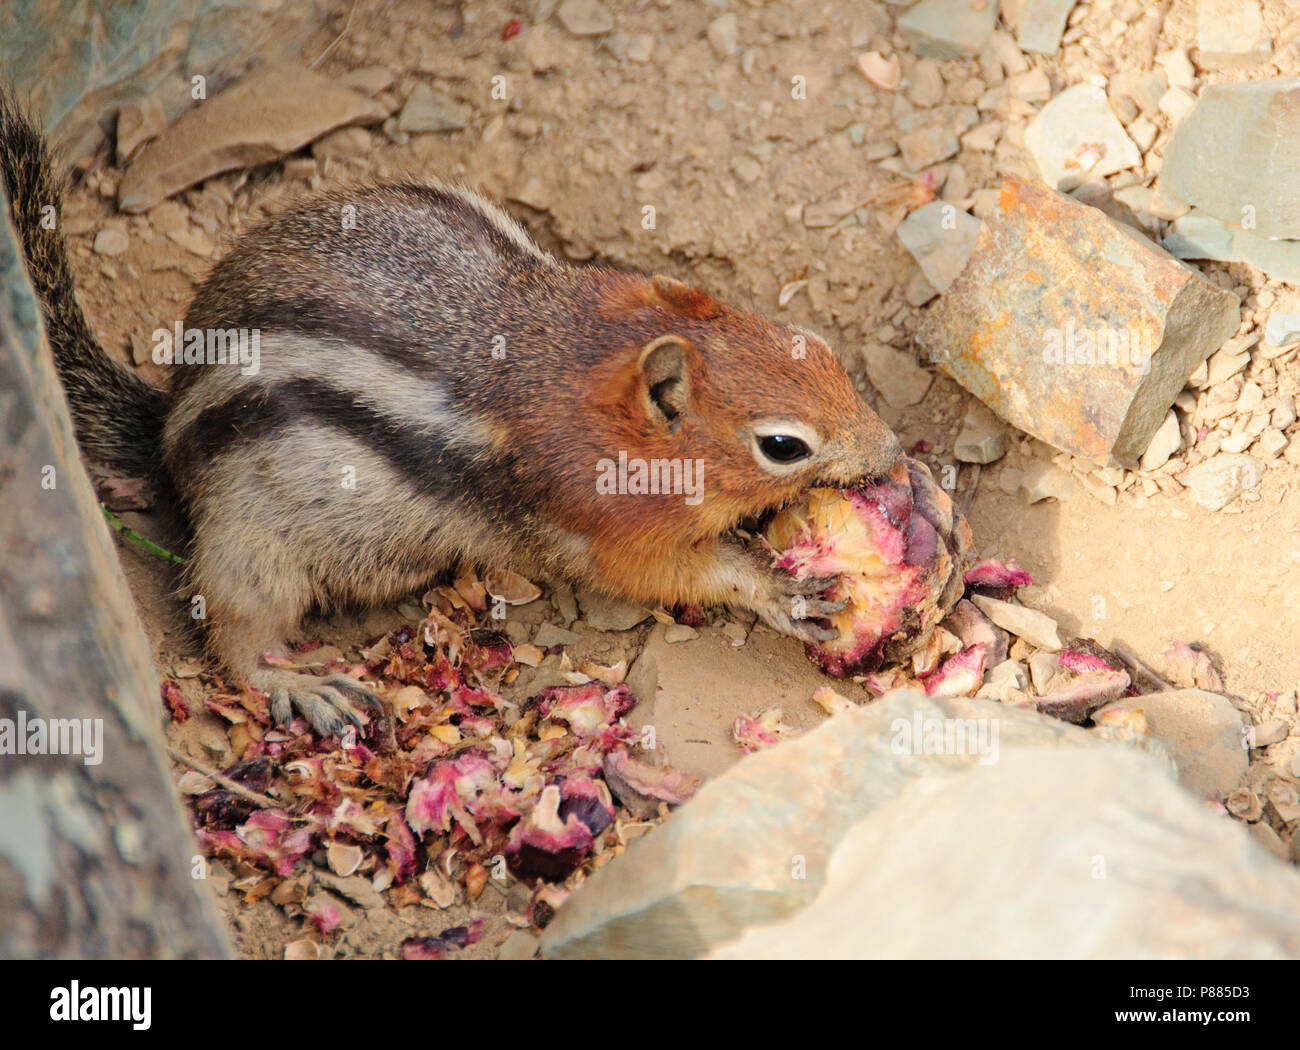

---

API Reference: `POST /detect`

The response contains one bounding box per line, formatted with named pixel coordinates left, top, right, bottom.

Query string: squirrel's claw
left=750, top=570, right=845, bottom=643
left=320, top=673, right=386, bottom=715
left=783, top=616, right=840, bottom=643
left=783, top=572, right=840, bottom=596
left=799, top=596, right=848, bottom=617
left=264, top=670, right=383, bottom=737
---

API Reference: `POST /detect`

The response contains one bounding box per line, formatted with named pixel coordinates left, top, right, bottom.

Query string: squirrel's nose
left=859, top=419, right=904, bottom=481
left=815, top=426, right=903, bottom=488
left=863, top=443, right=903, bottom=483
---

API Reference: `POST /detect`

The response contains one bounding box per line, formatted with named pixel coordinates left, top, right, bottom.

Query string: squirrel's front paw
left=254, top=669, right=384, bottom=737
left=752, top=568, right=846, bottom=643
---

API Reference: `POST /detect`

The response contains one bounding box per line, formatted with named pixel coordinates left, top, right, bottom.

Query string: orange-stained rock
left=917, top=175, right=1239, bottom=466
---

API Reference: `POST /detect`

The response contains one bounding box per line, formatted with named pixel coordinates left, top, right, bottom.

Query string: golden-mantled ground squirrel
left=2, top=95, right=902, bottom=735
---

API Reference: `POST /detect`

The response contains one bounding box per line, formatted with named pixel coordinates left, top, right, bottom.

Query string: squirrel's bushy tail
left=1, top=86, right=166, bottom=479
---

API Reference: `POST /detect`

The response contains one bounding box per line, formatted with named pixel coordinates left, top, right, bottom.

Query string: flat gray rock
left=897, top=0, right=998, bottom=58
left=896, top=201, right=982, bottom=293
left=1016, top=0, right=1076, bottom=54
left=1, top=0, right=323, bottom=160
left=1177, top=453, right=1265, bottom=511
left=1164, top=212, right=1300, bottom=286
left=1159, top=80, right=1300, bottom=240
left=1097, top=690, right=1247, bottom=798
left=1025, top=84, right=1141, bottom=191
left=397, top=82, right=470, bottom=133
left=118, top=65, right=385, bottom=212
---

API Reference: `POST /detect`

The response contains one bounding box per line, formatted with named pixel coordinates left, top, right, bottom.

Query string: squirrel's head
left=583, top=273, right=903, bottom=535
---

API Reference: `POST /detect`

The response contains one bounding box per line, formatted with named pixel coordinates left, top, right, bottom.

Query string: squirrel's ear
left=637, top=334, right=694, bottom=431
left=651, top=274, right=723, bottom=319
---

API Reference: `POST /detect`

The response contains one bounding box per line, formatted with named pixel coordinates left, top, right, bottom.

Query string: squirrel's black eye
left=758, top=434, right=812, bottom=464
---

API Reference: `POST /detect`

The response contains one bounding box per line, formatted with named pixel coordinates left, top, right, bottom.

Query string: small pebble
left=93, top=228, right=129, bottom=255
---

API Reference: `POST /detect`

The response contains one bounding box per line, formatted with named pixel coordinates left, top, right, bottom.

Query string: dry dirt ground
left=53, top=0, right=1300, bottom=957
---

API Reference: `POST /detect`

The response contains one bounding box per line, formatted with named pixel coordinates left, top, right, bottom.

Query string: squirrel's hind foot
left=255, top=669, right=384, bottom=738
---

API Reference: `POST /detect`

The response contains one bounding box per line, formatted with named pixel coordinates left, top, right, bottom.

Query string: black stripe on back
left=190, top=296, right=445, bottom=380
left=172, top=378, right=518, bottom=525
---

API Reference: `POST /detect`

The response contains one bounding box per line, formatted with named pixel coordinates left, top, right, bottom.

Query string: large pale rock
left=917, top=176, right=1240, bottom=466
left=1158, top=80, right=1300, bottom=241
left=541, top=692, right=1174, bottom=959
left=0, top=194, right=231, bottom=957
left=710, top=746, right=1300, bottom=958
left=118, top=65, right=386, bottom=212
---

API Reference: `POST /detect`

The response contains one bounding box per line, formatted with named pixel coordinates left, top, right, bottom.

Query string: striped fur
left=5, top=98, right=901, bottom=732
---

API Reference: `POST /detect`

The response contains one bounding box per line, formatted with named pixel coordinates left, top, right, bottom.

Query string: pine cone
left=765, top=456, right=972, bottom=677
